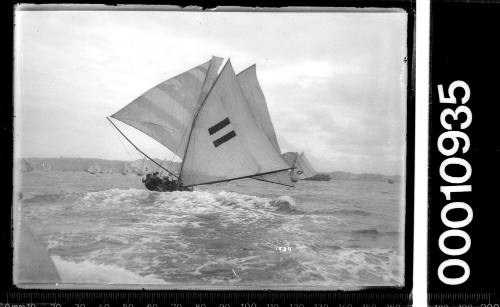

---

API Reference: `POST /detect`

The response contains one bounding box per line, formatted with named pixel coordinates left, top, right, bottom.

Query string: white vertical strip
left=12, top=8, right=24, bottom=284
left=415, top=0, right=430, bottom=306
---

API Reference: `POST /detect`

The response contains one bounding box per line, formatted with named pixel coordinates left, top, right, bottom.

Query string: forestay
left=111, top=57, right=223, bottom=160
left=180, top=61, right=292, bottom=187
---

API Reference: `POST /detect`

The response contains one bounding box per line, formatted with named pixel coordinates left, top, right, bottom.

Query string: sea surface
left=17, top=171, right=405, bottom=289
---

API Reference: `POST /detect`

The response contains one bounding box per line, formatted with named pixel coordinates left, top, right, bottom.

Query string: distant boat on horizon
left=86, top=162, right=102, bottom=175
left=281, top=152, right=318, bottom=182
left=121, top=162, right=133, bottom=175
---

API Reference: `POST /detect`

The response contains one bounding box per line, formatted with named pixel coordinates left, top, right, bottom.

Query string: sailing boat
left=282, top=152, right=317, bottom=182
left=108, top=57, right=292, bottom=192
left=86, top=162, right=102, bottom=175
left=121, top=162, right=132, bottom=175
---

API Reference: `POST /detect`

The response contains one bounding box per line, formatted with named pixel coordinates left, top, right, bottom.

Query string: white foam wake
left=52, top=255, right=167, bottom=285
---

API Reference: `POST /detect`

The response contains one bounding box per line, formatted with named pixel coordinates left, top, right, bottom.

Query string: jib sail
left=237, top=65, right=293, bottom=187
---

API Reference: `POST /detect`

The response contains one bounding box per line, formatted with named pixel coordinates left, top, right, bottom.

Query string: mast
left=291, top=152, right=300, bottom=181
left=294, top=152, right=300, bottom=173
left=294, top=152, right=300, bottom=169
left=178, top=59, right=228, bottom=183
left=107, top=117, right=179, bottom=179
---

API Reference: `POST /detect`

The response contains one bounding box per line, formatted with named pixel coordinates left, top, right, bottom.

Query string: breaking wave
left=52, top=255, right=167, bottom=285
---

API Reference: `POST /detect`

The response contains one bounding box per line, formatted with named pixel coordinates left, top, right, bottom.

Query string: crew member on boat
left=142, top=172, right=179, bottom=192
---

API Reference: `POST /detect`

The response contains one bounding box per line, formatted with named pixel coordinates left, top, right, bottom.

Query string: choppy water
left=17, top=171, right=405, bottom=289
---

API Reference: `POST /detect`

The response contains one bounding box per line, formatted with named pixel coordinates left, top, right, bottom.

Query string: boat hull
left=144, top=183, right=193, bottom=192
left=142, top=173, right=193, bottom=192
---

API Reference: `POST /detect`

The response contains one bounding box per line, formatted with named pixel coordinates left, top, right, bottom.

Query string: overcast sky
left=15, top=9, right=407, bottom=175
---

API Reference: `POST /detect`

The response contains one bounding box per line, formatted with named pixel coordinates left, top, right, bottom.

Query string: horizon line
left=18, top=156, right=403, bottom=177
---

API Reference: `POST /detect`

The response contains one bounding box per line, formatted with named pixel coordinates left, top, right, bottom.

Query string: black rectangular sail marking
left=208, top=117, right=230, bottom=135
left=213, top=130, right=236, bottom=147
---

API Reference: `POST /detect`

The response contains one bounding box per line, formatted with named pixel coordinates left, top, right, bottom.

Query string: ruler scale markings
left=0, top=291, right=412, bottom=307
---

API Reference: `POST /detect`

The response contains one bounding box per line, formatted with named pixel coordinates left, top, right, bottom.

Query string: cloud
left=15, top=10, right=408, bottom=175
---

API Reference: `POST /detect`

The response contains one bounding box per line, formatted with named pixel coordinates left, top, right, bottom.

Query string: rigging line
left=178, top=58, right=227, bottom=181
left=154, top=157, right=166, bottom=172
left=110, top=120, right=138, bottom=161
left=106, top=117, right=179, bottom=179
left=251, top=177, right=295, bottom=188
left=183, top=167, right=293, bottom=188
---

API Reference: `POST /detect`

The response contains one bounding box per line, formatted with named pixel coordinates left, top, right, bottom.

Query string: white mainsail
left=237, top=65, right=294, bottom=187
left=111, top=57, right=223, bottom=159
left=179, top=61, right=292, bottom=187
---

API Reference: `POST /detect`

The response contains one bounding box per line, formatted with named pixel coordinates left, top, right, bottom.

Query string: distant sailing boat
left=87, top=162, right=101, bottom=175
left=121, top=162, right=132, bottom=175
left=108, top=57, right=293, bottom=192
left=282, top=152, right=317, bottom=182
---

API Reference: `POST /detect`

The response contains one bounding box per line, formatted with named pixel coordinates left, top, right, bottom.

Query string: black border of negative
left=1, top=0, right=415, bottom=303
